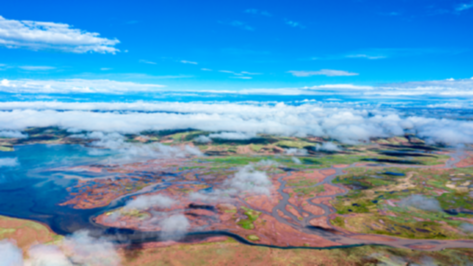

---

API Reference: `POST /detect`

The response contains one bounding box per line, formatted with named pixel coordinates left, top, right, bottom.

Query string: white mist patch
left=26, top=245, right=71, bottom=266
left=225, top=165, right=272, bottom=196
left=125, top=194, right=176, bottom=211
left=285, top=148, right=308, bottom=155
left=315, top=142, right=341, bottom=152
left=0, top=240, right=23, bottom=266
left=62, top=231, right=120, bottom=266
left=0, top=130, right=27, bottom=138
left=193, top=135, right=212, bottom=143
left=291, top=157, right=302, bottom=164
left=1, top=101, right=473, bottom=145
left=76, top=132, right=203, bottom=159
left=208, top=132, right=256, bottom=140
left=159, top=214, right=190, bottom=241
left=397, top=194, right=443, bottom=212
left=0, top=158, right=18, bottom=167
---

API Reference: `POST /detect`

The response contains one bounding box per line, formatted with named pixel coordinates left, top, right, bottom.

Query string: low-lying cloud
left=0, top=101, right=473, bottom=145
left=0, top=130, right=27, bottom=138
left=208, top=131, right=256, bottom=140
left=397, top=194, right=443, bottom=212
left=159, top=214, right=190, bottom=241
left=0, top=231, right=120, bottom=266
left=315, top=142, right=341, bottom=152
left=125, top=194, right=176, bottom=211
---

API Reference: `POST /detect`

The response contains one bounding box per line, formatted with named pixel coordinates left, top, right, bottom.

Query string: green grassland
left=331, top=167, right=473, bottom=239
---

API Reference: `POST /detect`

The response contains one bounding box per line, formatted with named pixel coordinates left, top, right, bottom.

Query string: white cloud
left=125, top=194, right=176, bottom=211
left=77, top=132, right=203, bottom=159
left=194, top=135, right=212, bottom=143
left=0, top=240, right=23, bottom=266
left=233, top=76, right=252, bottom=80
left=230, top=21, right=254, bottom=31
left=398, top=195, right=442, bottom=212
left=0, top=16, right=119, bottom=53
left=180, top=60, right=198, bottom=65
left=0, top=130, right=27, bottom=138
left=225, top=165, right=272, bottom=195
left=456, top=2, right=473, bottom=11
left=346, top=54, right=386, bottom=60
left=0, top=79, right=165, bottom=94
left=288, top=69, right=359, bottom=77
left=2, top=101, right=473, bottom=145
left=4, top=231, right=120, bottom=266
left=18, top=66, right=56, bottom=71
left=139, top=59, right=157, bottom=65
left=245, top=9, right=272, bottom=17
left=315, top=142, right=341, bottom=152
left=285, top=19, right=305, bottom=28
left=201, top=68, right=212, bottom=71
left=100, top=68, right=112, bottom=71
left=0, top=158, right=19, bottom=167
left=208, top=132, right=256, bottom=140
left=159, top=214, right=190, bottom=240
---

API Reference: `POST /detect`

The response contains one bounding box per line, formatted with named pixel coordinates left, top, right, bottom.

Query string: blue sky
left=0, top=0, right=472, bottom=94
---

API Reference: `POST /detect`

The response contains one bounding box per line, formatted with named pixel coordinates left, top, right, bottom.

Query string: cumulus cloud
left=460, top=223, right=473, bottom=233
left=285, top=148, right=308, bottom=155
left=18, top=66, right=56, bottom=71
left=397, top=194, right=443, bottom=212
left=291, top=157, right=302, bottom=164
left=124, top=194, right=176, bottom=211
left=208, top=132, right=256, bottom=140
left=0, top=79, right=165, bottom=94
left=61, top=231, right=120, bottom=266
left=0, top=130, right=27, bottom=138
left=315, top=142, right=341, bottom=152
left=225, top=165, right=272, bottom=196
left=0, top=158, right=19, bottom=167
left=159, top=214, right=190, bottom=240
left=0, top=240, right=23, bottom=266
left=0, top=16, right=119, bottom=53
left=193, top=135, right=212, bottom=143
left=3, top=231, right=120, bottom=266
left=288, top=70, right=359, bottom=77
left=189, top=164, right=273, bottom=202
left=245, top=9, right=272, bottom=17
left=78, top=132, right=203, bottom=159
left=180, top=60, right=198, bottom=65
left=1, top=101, right=473, bottom=145
left=26, top=245, right=71, bottom=266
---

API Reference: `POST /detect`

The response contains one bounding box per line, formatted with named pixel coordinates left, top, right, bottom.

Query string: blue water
left=0, top=144, right=117, bottom=235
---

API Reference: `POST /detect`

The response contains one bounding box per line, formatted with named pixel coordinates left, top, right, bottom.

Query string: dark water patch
left=378, top=151, right=434, bottom=158
left=279, top=167, right=298, bottom=172
left=382, top=144, right=440, bottom=151
left=382, top=171, right=405, bottom=176
left=362, top=158, right=420, bottom=165
left=188, top=203, right=216, bottom=211
left=306, top=226, right=338, bottom=233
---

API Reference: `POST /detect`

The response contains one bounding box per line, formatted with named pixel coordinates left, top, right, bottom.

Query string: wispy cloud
left=139, top=59, right=157, bottom=65
left=100, top=68, right=112, bottom=71
left=0, top=16, right=119, bottom=54
left=219, top=70, right=261, bottom=77
left=345, top=54, right=386, bottom=60
left=18, top=66, right=56, bottom=71
left=180, top=60, right=198, bottom=65
left=201, top=68, right=212, bottom=71
left=285, top=19, right=305, bottom=29
left=456, top=2, right=473, bottom=11
left=245, top=9, right=272, bottom=17
left=0, top=78, right=165, bottom=94
left=288, top=69, right=359, bottom=77
left=232, top=76, right=252, bottom=79
left=229, top=21, right=254, bottom=31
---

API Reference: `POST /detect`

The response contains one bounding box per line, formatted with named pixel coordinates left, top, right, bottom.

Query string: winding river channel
left=0, top=144, right=472, bottom=251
